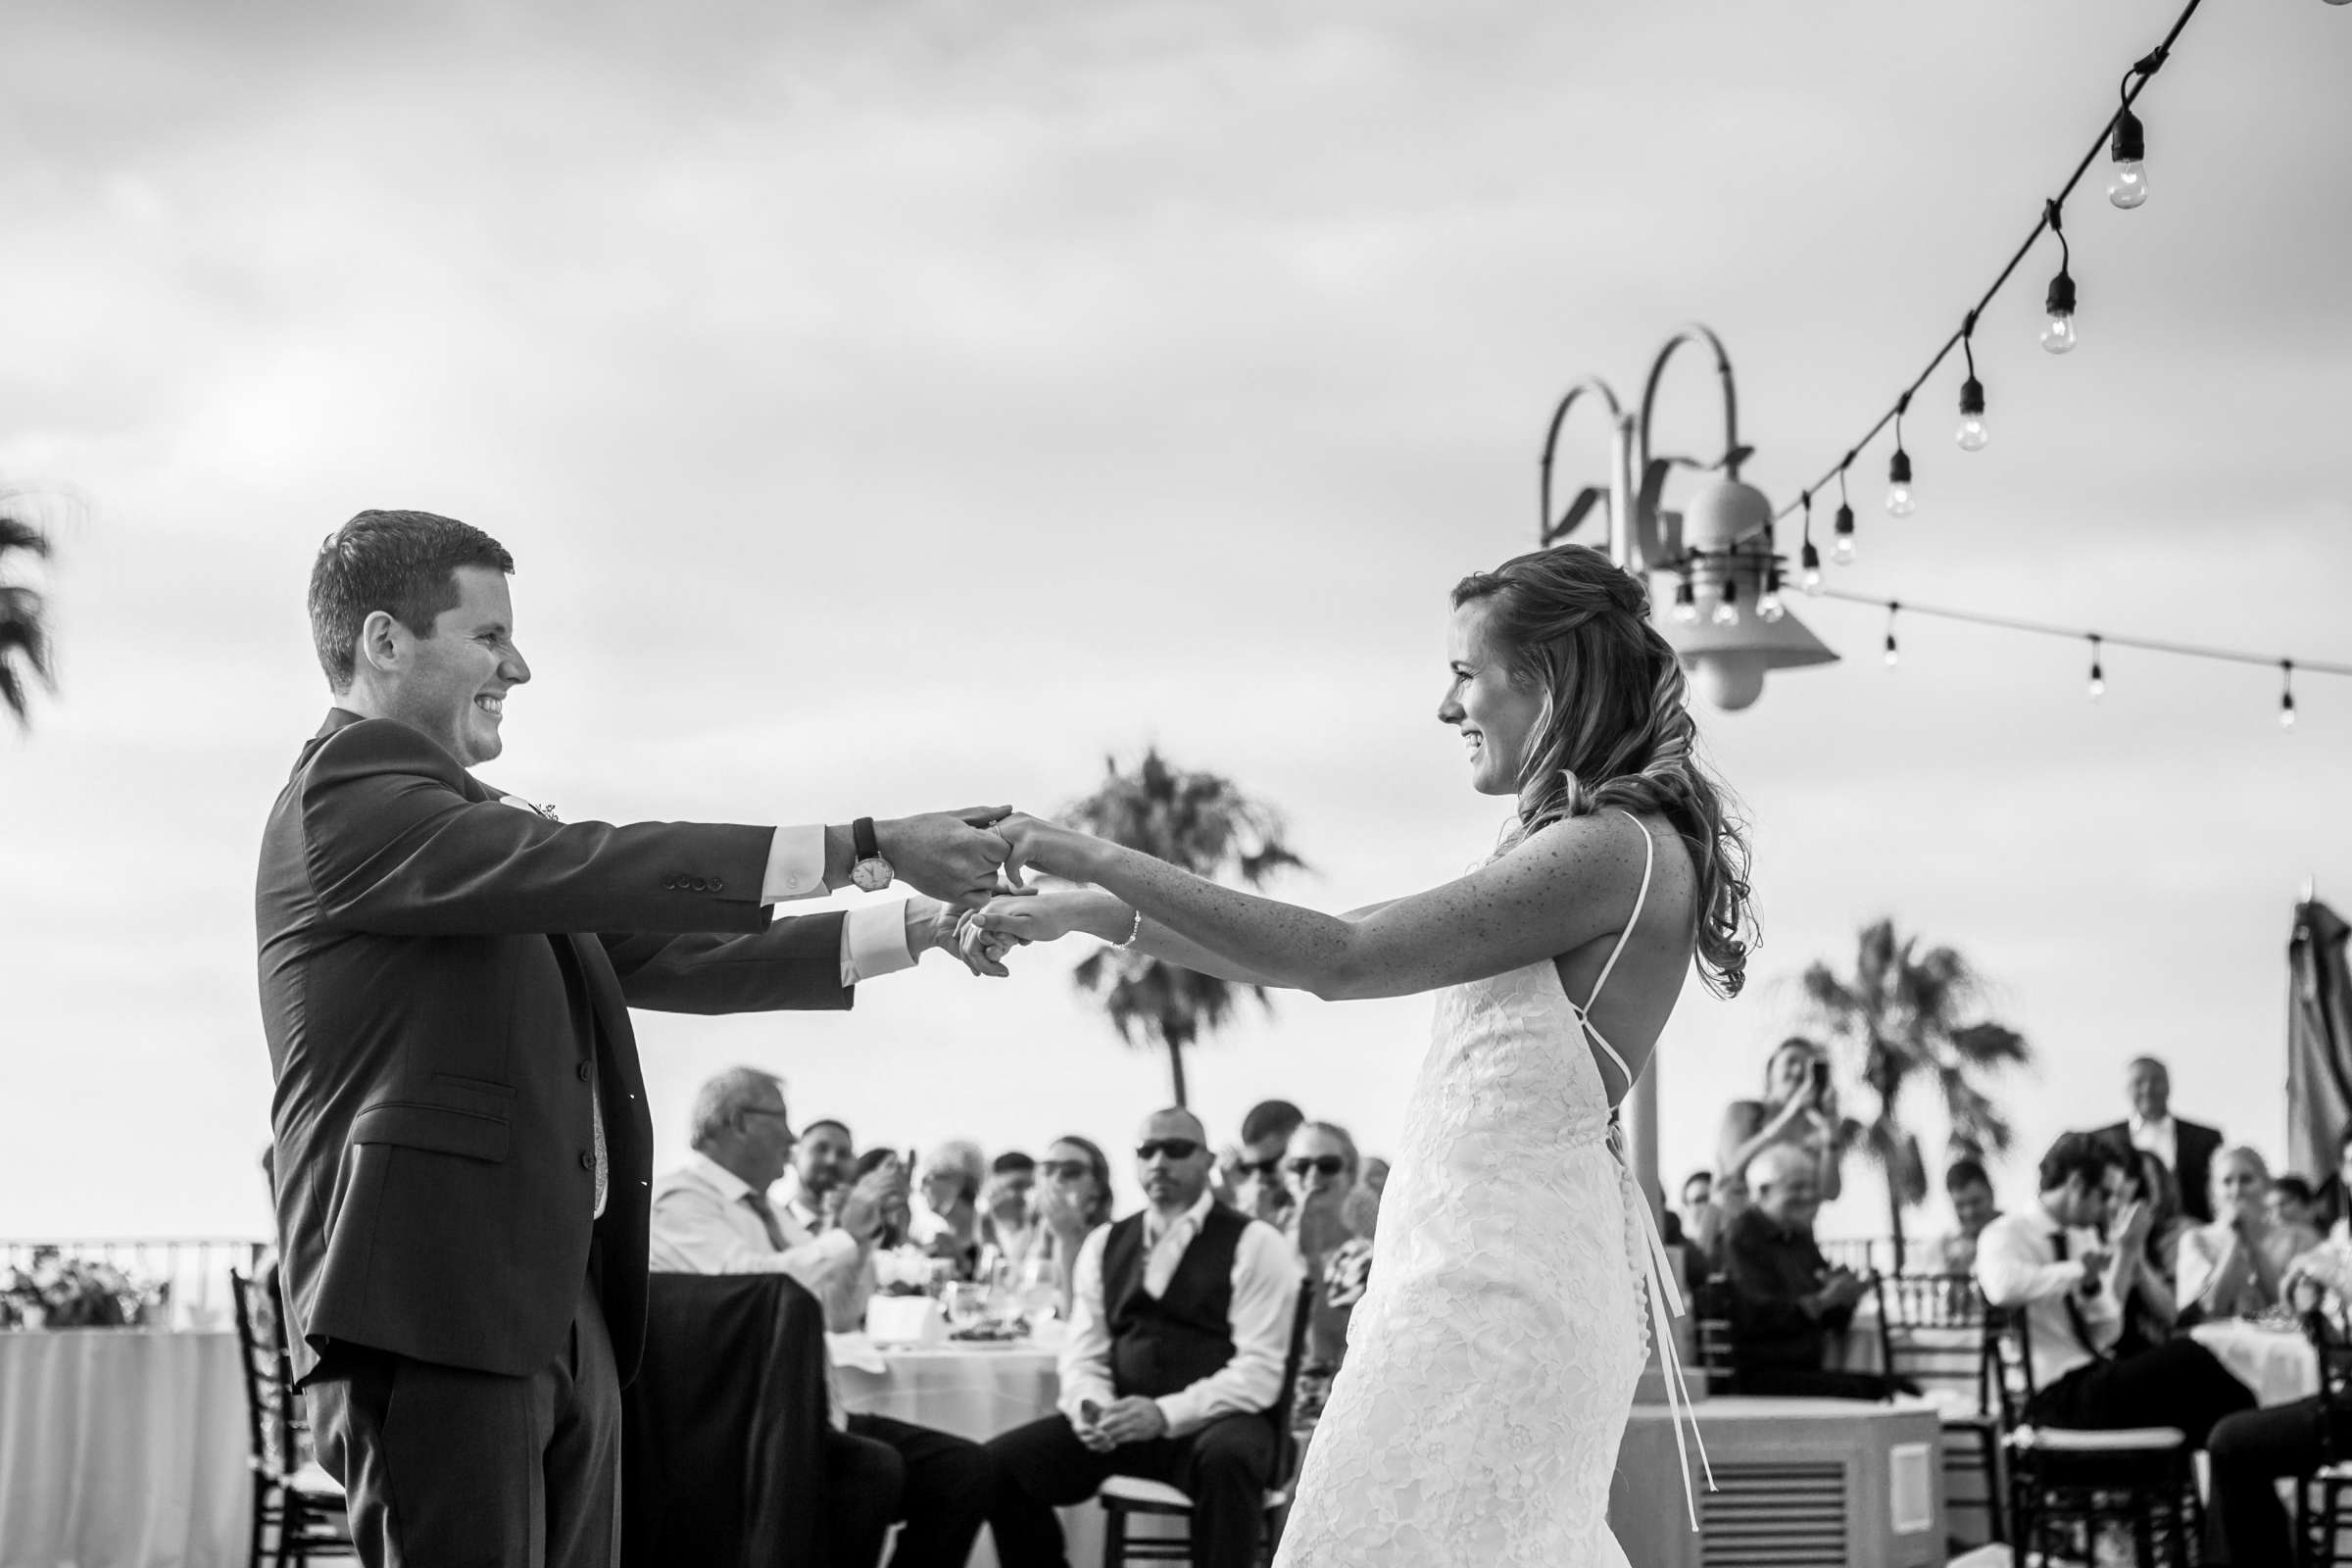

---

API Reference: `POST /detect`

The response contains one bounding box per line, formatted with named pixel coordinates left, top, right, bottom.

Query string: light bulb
left=1711, top=596, right=1740, bottom=629
left=2108, top=160, right=2148, bottom=210
left=2088, top=668, right=2106, bottom=700
left=1883, top=636, right=1899, bottom=668
left=1801, top=564, right=1823, bottom=594
left=2042, top=271, right=2078, bottom=355
left=1672, top=581, right=1698, bottom=625
left=1886, top=449, right=1916, bottom=516
left=1759, top=588, right=1786, bottom=623
left=1833, top=534, right=1855, bottom=564
left=2281, top=698, right=2297, bottom=731
left=1956, top=375, right=1988, bottom=452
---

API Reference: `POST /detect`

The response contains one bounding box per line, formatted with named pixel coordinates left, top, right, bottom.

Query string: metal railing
left=2, top=1238, right=268, bottom=1329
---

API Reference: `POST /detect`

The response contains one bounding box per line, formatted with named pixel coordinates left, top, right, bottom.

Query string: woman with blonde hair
left=2177, top=1147, right=2320, bottom=1323
left=976, top=542, right=1753, bottom=1563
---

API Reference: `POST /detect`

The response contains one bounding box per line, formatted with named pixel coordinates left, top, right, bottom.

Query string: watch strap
left=853, top=816, right=881, bottom=863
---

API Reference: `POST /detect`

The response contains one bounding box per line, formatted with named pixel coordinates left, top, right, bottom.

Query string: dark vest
left=1102, top=1202, right=1248, bottom=1400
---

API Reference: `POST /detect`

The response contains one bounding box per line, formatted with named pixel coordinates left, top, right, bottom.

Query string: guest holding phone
left=1279, top=1121, right=1360, bottom=1370
left=1711, top=1037, right=1848, bottom=1247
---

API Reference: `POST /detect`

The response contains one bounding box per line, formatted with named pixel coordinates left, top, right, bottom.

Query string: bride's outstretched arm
left=979, top=886, right=1390, bottom=988
left=987, top=811, right=1655, bottom=1003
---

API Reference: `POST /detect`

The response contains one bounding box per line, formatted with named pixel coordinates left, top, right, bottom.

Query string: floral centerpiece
left=0, top=1249, right=170, bottom=1328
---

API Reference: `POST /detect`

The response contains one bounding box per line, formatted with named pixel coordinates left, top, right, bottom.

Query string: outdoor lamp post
left=1537, top=325, right=1839, bottom=1214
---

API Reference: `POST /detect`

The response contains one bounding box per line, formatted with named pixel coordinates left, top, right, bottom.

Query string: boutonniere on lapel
left=498, top=795, right=562, bottom=823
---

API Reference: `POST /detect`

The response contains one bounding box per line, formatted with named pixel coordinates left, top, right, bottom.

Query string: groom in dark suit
left=258, top=509, right=1016, bottom=1568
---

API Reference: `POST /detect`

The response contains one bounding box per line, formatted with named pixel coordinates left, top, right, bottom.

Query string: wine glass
left=1016, top=1255, right=1060, bottom=1323
left=942, top=1282, right=989, bottom=1335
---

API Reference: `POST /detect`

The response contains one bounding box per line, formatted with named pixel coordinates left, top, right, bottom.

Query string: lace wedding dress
left=1273, top=816, right=1698, bottom=1567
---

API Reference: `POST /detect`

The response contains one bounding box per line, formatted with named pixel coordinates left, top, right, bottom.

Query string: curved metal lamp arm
left=1538, top=375, right=1626, bottom=545
left=1637, top=322, right=1744, bottom=482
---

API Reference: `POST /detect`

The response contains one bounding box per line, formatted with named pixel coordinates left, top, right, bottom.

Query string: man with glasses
left=650, top=1068, right=997, bottom=1568
left=982, top=1108, right=1302, bottom=1568
left=1228, top=1099, right=1305, bottom=1226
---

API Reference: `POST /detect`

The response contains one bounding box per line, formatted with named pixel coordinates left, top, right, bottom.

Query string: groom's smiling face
left=368, top=564, right=531, bottom=767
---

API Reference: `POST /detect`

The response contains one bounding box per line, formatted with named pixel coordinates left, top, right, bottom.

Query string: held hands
left=875, top=808, right=1017, bottom=904
left=992, top=813, right=1100, bottom=887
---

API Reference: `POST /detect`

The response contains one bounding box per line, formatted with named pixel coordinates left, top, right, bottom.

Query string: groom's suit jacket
left=257, top=709, right=852, bottom=1388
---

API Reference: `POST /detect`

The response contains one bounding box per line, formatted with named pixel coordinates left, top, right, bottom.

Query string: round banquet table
left=2189, top=1320, right=2322, bottom=1407
left=835, top=1340, right=1138, bottom=1568
left=0, top=1329, right=250, bottom=1568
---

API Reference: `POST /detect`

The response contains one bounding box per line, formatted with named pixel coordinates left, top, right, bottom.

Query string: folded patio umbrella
left=2288, top=897, right=2352, bottom=1218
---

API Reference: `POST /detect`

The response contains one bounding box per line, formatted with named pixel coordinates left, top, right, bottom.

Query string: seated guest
left=2108, top=1153, right=2181, bottom=1348
left=1679, top=1169, right=1720, bottom=1261
left=1714, top=1037, right=1847, bottom=1240
left=1924, top=1158, right=2001, bottom=1276
left=2177, top=1146, right=2320, bottom=1323
left=778, top=1116, right=858, bottom=1234
left=1033, top=1134, right=1116, bottom=1317
left=2091, top=1054, right=2223, bottom=1222
left=2211, top=1228, right=2352, bottom=1563
left=649, top=1068, right=996, bottom=1568
left=1358, top=1155, right=1391, bottom=1199
left=1723, top=1145, right=1886, bottom=1398
left=910, top=1140, right=986, bottom=1278
left=980, top=1151, right=1040, bottom=1270
left=1975, top=1132, right=2253, bottom=1445
left=1280, top=1120, right=1359, bottom=1370
left=2269, top=1173, right=2319, bottom=1236
left=984, top=1108, right=1302, bottom=1568
left=1232, top=1099, right=1305, bottom=1226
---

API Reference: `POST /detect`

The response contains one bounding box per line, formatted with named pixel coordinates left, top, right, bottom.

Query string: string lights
left=1768, top=0, right=2210, bottom=536
left=1810, top=587, right=2349, bottom=727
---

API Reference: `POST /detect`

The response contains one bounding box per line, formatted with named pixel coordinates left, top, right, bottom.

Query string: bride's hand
left=994, top=813, right=1102, bottom=887
left=974, top=890, right=1107, bottom=946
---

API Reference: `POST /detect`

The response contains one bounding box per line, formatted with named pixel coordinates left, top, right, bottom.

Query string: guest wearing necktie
left=650, top=1068, right=997, bottom=1568
left=982, top=1108, right=1302, bottom=1568
left=2091, top=1056, right=2224, bottom=1223
left=1974, top=1132, right=2251, bottom=1443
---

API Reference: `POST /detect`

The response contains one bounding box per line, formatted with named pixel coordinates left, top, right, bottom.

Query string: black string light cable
left=1809, top=587, right=2352, bottom=727
left=1762, top=0, right=2208, bottom=532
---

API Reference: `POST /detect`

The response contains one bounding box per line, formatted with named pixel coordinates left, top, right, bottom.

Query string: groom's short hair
left=1240, top=1100, right=1304, bottom=1148
left=309, top=510, right=514, bottom=693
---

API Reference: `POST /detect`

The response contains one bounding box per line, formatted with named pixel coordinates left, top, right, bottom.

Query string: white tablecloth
left=836, top=1343, right=1127, bottom=1568
left=0, top=1330, right=250, bottom=1568
left=2190, top=1320, right=2321, bottom=1407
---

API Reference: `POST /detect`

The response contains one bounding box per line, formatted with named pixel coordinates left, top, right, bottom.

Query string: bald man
left=981, top=1108, right=1301, bottom=1568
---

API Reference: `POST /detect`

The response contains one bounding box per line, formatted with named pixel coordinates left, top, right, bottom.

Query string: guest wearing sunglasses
left=1231, top=1099, right=1305, bottom=1227
left=1281, top=1122, right=1361, bottom=1371
left=1031, top=1136, right=1116, bottom=1317
left=982, top=1108, right=1302, bottom=1568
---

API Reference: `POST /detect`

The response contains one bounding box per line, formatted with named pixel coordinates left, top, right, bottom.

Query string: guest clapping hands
left=2177, top=1148, right=2314, bottom=1322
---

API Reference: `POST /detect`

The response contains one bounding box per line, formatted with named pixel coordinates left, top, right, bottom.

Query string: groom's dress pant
left=984, top=1411, right=1274, bottom=1568
left=304, top=1273, right=621, bottom=1568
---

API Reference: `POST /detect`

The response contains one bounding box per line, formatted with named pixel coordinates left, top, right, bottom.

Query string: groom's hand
left=871, top=808, right=1012, bottom=903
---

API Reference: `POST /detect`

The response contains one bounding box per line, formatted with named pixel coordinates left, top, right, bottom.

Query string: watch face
left=851, top=858, right=894, bottom=893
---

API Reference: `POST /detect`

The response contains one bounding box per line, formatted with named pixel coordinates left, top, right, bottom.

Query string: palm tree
left=1798, top=918, right=2031, bottom=1273
left=0, top=514, right=54, bottom=728
left=1062, top=748, right=1306, bottom=1107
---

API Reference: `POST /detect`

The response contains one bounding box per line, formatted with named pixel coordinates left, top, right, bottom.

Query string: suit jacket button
left=662, top=876, right=679, bottom=891
left=709, top=877, right=724, bottom=893
left=577, top=1062, right=593, bottom=1082
left=694, top=877, right=711, bottom=893
left=579, top=1152, right=594, bottom=1170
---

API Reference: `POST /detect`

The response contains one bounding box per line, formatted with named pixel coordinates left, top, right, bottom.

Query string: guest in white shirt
left=2176, top=1147, right=2320, bottom=1324
left=775, top=1117, right=858, bottom=1236
left=978, top=1151, right=1040, bottom=1272
left=982, top=1108, right=1303, bottom=1568
left=1974, top=1131, right=2252, bottom=1445
left=2091, top=1056, right=2224, bottom=1224
left=648, top=1068, right=995, bottom=1568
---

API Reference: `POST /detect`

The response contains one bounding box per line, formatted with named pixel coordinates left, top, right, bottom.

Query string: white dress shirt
left=1055, top=1191, right=1302, bottom=1440
left=2129, top=1113, right=2180, bottom=1177
left=648, top=1152, right=875, bottom=1332
left=1974, top=1199, right=2127, bottom=1393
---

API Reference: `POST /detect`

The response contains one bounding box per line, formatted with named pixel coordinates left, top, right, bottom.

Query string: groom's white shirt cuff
left=762, top=826, right=921, bottom=987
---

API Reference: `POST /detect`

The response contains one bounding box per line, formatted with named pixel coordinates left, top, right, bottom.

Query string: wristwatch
left=850, top=816, right=894, bottom=893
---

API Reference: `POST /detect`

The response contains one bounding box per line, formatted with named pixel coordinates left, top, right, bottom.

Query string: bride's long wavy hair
left=1452, top=544, right=1756, bottom=998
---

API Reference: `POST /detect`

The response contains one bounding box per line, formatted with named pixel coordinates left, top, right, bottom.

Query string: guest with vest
left=1974, top=1131, right=2252, bottom=1445
left=982, top=1107, right=1302, bottom=1568
left=649, top=1068, right=998, bottom=1568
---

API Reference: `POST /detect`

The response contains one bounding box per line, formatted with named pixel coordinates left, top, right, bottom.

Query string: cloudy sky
left=5, top=0, right=2350, bottom=1245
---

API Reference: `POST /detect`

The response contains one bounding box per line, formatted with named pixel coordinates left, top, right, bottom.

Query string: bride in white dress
left=976, top=543, right=1754, bottom=1565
